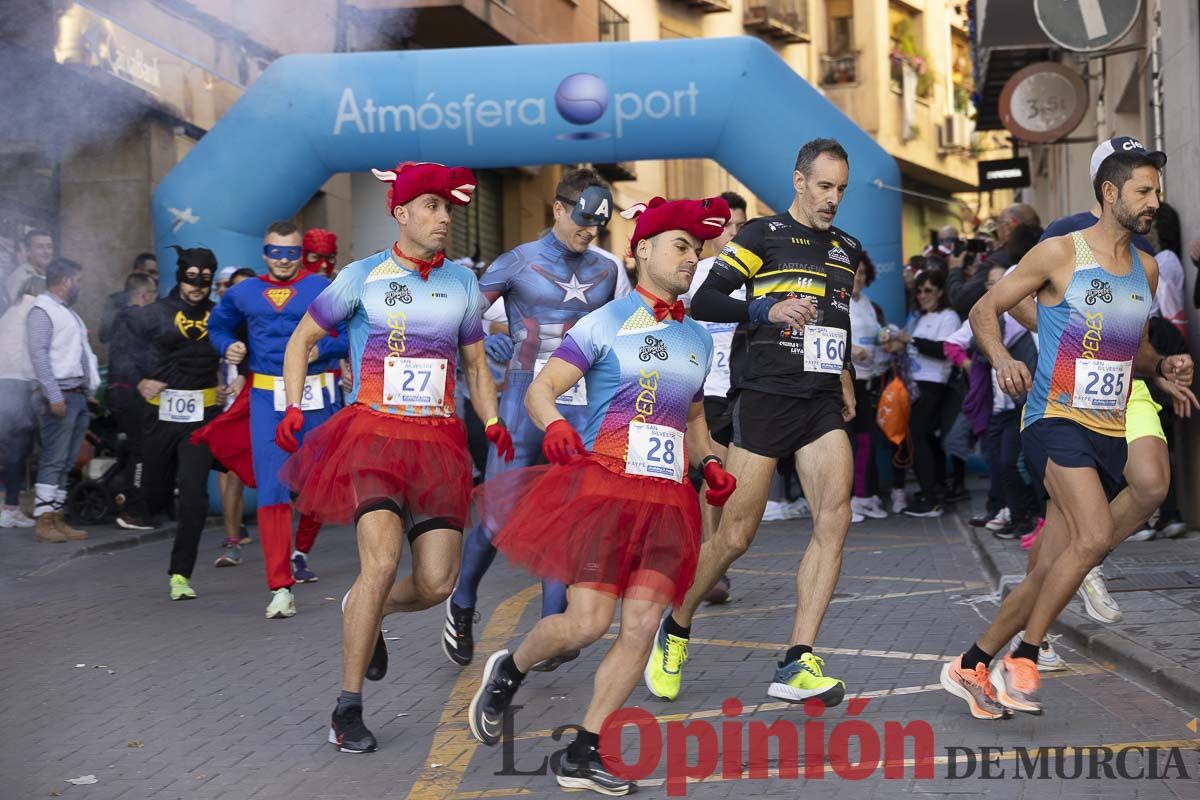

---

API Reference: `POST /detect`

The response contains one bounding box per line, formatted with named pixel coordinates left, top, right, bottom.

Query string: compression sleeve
left=691, top=268, right=752, bottom=323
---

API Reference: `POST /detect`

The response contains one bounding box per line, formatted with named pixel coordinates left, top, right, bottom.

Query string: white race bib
left=273, top=375, right=326, bottom=412
left=1072, top=359, right=1131, bottom=410
left=158, top=389, right=204, bottom=423
left=625, top=422, right=685, bottom=483
left=803, top=325, right=847, bottom=374
left=383, top=356, right=447, bottom=408
left=535, top=356, right=588, bottom=406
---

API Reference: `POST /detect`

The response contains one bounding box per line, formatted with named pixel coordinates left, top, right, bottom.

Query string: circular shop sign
left=999, top=62, right=1089, bottom=144
left=1034, top=0, right=1142, bottom=54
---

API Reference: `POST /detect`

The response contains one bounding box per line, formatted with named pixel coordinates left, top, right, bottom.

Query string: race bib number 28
left=1072, top=359, right=1131, bottom=410
left=625, top=422, right=685, bottom=483
left=273, top=376, right=326, bottom=412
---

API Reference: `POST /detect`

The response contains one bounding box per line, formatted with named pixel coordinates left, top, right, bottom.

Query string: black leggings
left=910, top=381, right=949, bottom=502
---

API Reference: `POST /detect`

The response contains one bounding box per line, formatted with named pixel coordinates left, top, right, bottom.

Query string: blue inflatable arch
left=152, top=36, right=903, bottom=319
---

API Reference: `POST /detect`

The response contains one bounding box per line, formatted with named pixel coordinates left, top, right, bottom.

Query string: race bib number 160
left=803, top=325, right=846, bottom=374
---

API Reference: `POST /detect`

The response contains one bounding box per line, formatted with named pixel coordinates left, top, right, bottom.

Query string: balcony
left=743, top=0, right=809, bottom=44
left=820, top=52, right=859, bottom=86
left=683, top=0, right=732, bottom=13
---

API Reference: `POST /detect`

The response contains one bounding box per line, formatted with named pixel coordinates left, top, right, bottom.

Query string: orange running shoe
left=940, top=655, right=1010, bottom=720
left=991, top=653, right=1043, bottom=715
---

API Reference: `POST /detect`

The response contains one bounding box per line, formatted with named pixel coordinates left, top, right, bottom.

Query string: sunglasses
left=263, top=244, right=302, bottom=261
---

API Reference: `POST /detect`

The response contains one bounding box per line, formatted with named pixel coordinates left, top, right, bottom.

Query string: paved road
left=3, top=513, right=1198, bottom=799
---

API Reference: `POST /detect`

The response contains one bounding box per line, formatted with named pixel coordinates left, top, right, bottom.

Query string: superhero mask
left=371, top=161, right=476, bottom=214
left=263, top=244, right=302, bottom=261
left=560, top=184, right=613, bottom=228
left=172, top=245, right=217, bottom=288
left=302, top=228, right=338, bottom=276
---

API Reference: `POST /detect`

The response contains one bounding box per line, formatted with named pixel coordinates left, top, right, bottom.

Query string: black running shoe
left=705, top=573, right=732, bottom=604
left=554, top=743, right=635, bottom=796
left=367, top=628, right=388, bottom=681
left=468, top=650, right=521, bottom=746
left=442, top=598, right=478, bottom=666
left=328, top=705, right=377, bottom=754
left=529, top=649, right=581, bottom=672
left=903, top=497, right=944, bottom=518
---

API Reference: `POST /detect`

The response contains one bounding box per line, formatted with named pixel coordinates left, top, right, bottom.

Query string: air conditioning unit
left=938, top=114, right=972, bottom=151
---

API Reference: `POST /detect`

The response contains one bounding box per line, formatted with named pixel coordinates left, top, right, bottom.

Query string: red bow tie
left=637, top=287, right=684, bottom=322
left=393, top=243, right=445, bottom=280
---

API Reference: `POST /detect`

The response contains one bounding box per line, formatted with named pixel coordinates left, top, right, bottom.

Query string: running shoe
left=328, top=705, right=377, bottom=754
left=705, top=574, right=732, bottom=604
left=767, top=652, right=846, bottom=706
left=117, top=514, right=156, bottom=531
left=442, top=598, right=478, bottom=666
left=214, top=540, right=241, bottom=567
left=761, top=500, right=788, bottom=521
left=343, top=589, right=388, bottom=680
left=1077, top=567, right=1121, bottom=623
left=939, top=655, right=1008, bottom=720
left=1156, top=516, right=1189, bottom=539
left=968, top=511, right=995, bottom=527
left=238, top=525, right=252, bottom=545
left=990, top=653, right=1042, bottom=715
left=554, top=743, right=635, bottom=796
left=903, top=497, right=944, bottom=518
left=644, top=618, right=689, bottom=700
left=469, top=650, right=521, bottom=746
left=990, top=523, right=1018, bottom=541
left=1019, top=518, right=1045, bottom=551
left=1010, top=631, right=1066, bottom=672
left=785, top=498, right=811, bottom=519
left=0, top=505, right=34, bottom=528
left=1128, top=523, right=1156, bottom=542
left=265, top=587, right=296, bottom=619
left=169, top=573, right=196, bottom=601
left=851, top=511, right=865, bottom=524
left=890, top=488, right=907, bottom=514
left=530, top=650, right=581, bottom=672
left=985, top=508, right=1011, bottom=532
left=851, top=496, right=887, bottom=520
left=292, top=551, right=318, bottom=583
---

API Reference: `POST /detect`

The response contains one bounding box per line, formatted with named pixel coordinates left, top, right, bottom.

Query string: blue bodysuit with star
left=453, top=231, right=621, bottom=617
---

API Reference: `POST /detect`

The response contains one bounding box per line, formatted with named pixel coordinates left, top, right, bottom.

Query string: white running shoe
left=1011, top=630, right=1067, bottom=672
left=0, top=505, right=35, bottom=528
left=785, top=498, right=811, bottom=519
left=985, top=508, right=1011, bottom=532
left=762, top=501, right=788, bottom=522
left=266, top=587, right=297, bottom=619
left=851, top=496, right=888, bottom=520
left=1077, top=567, right=1121, bottom=623
left=1127, top=525, right=1156, bottom=542
left=890, top=489, right=907, bottom=514
left=851, top=511, right=865, bottom=524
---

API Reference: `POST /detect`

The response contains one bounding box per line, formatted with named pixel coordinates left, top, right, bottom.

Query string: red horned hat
left=621, top=196, right=731, bottom=254
left=372, top=161, right=476, bottom=214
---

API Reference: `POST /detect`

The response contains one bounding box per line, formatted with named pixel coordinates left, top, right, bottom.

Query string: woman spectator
left=891, top=270, right=961, bottom=517
left=1150, top=202, right=1187, bottom=337
left=848, top=252, right=889, bottom=519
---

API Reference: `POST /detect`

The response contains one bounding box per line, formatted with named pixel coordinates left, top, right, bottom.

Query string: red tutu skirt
left=475, top=456, right=701, bottom=607
left=280, top=404, right=471, bottom=526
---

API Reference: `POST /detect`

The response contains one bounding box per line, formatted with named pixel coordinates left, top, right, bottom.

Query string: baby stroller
left=64, top=399, right=131, bottom=525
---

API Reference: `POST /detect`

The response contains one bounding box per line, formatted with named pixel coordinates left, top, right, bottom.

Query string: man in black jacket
left=108, top=273, right=158, bottom=531
left=123, top=247, right=222, bottom=601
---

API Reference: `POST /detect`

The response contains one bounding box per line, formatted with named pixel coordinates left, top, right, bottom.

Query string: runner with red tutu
left=276, top=161, right=512, bottom=755
left=467, top=195, right=737, bottom=796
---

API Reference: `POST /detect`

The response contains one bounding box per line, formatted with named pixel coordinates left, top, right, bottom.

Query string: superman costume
left=205, top=272, right=348, bottom=592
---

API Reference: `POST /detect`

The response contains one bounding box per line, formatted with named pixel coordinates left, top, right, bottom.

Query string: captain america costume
left=208, top=272, right=348, bottom=591
left=452, top=230, right=621, bottom=618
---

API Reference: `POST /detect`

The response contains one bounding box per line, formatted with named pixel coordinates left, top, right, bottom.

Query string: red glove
left=485, top=418, right=515, bottom=463
left=275, top=405, right=305, bottom=453
left=702, top=458, right=737, bottom=507
left=542, top=419, right=586, bottom=465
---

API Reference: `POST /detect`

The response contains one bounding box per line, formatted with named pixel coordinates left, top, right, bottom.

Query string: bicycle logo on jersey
left=639, top=335, right=669, bottom=362
left=1085, top=279, right=1113, bottom=306
left=385, top=281, right=412, bottom=306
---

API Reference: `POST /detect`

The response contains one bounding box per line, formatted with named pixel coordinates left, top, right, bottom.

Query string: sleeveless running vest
left=1023, top=231, right=1151, bottom=437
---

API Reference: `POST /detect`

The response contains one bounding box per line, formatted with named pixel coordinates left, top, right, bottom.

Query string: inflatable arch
left=152, top=36, right=903, bottom=319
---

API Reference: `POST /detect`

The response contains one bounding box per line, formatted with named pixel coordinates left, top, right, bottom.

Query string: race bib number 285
left=1072, top=359, right=1131, bottom=410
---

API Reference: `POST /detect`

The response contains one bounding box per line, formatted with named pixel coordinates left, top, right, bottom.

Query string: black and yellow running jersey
left=698, top=212, right=862, bottom=399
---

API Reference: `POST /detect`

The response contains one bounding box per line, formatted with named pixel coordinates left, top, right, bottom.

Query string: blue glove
left=484, top=334, right=514, bottom=363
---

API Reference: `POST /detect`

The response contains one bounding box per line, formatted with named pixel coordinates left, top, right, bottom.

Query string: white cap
left=1089, top=136, right=1167, bottom=180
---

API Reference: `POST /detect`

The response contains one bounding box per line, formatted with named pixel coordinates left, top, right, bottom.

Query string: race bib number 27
left=383, top=356, right=447, bottom=408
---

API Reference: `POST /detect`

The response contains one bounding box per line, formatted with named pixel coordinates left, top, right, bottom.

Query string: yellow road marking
left=508, top=664, right=1103, bottom=742
left=726, top=568, right=967, bottom=585
left=405, top=584, right=540, bottom=800
left=692, top=584, right=989, bottom=621
left=452, top=791, right=530, bottom=799
left=635, top=738, right=1200, bottom=787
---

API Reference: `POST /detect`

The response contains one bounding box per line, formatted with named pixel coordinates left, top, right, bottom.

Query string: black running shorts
left=1020, top=418, right=1127, bottom=501
left=703, top=395, right=733, bottom=448
left=730, top=389, right=848, bottom=459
